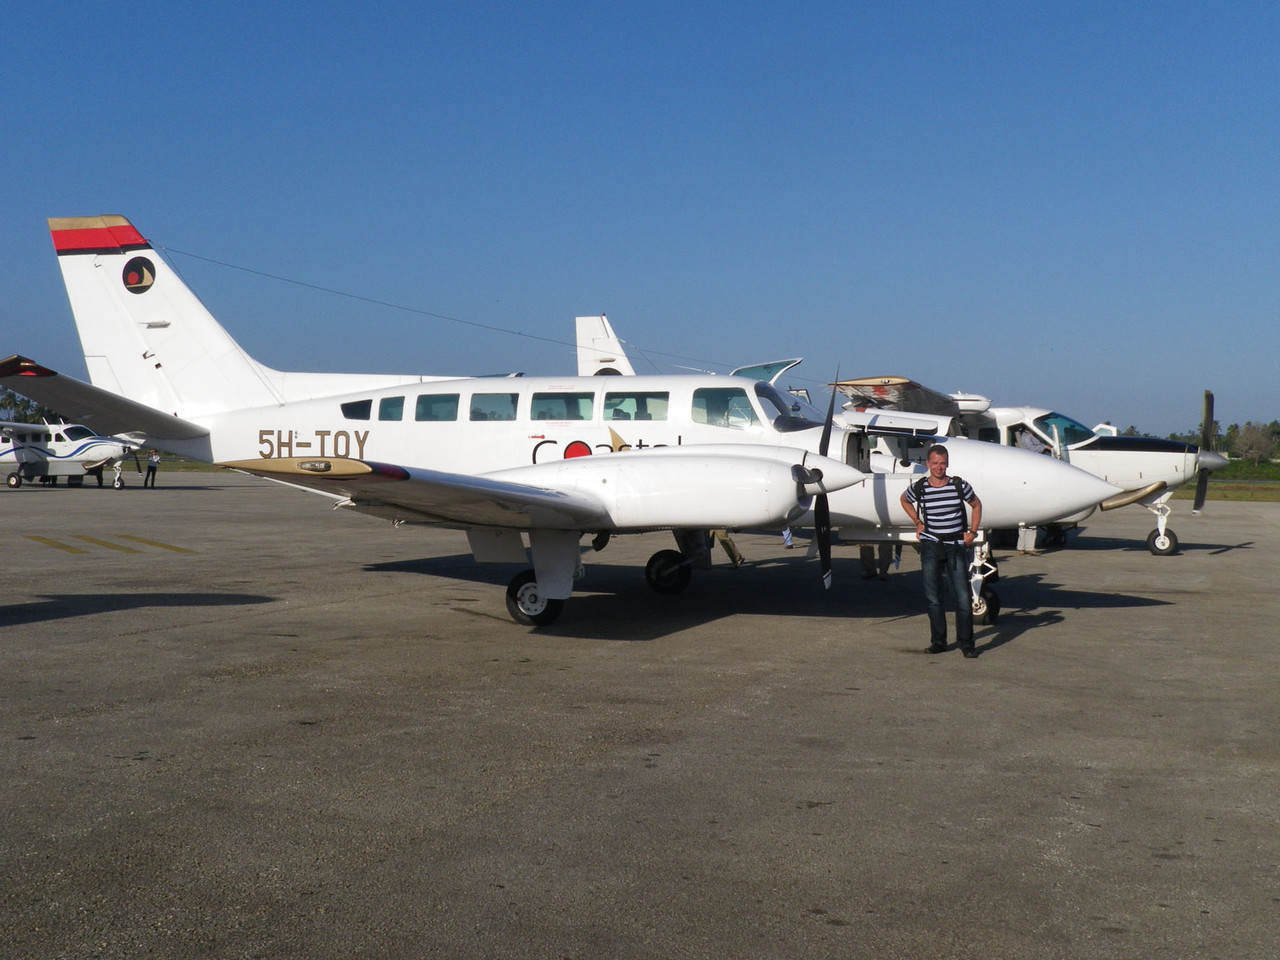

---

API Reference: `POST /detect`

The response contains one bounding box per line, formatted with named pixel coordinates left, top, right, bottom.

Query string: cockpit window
left=341, top=399, right=372, bottom=421
left=64, top=426, right=96, bottom=440
left=1032, top=412, right=1096, bottom=447
left=755, top=382, right=824, bottom=433
left=691, top=387, right=761, bottom=430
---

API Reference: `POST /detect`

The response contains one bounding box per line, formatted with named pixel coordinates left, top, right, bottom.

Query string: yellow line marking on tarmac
left=116, top=536, right=197, bottom=554
left=24, top=536, right=90, bottom=554
left=72, top=536, right=144, bottom=553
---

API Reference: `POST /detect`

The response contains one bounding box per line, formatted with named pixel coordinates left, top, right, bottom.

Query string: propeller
left=1192, top=390, right=1217, bottom=515
left=814, top=370, right=839, bottom=589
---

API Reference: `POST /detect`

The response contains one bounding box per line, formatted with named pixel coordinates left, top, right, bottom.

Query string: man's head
left=926, top=444, right=949, bottom=479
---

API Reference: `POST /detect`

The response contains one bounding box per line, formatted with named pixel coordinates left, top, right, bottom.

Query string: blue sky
left=3, top=1, right=1276, bottom=436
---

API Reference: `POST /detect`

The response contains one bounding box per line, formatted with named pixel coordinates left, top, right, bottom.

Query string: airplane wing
left=0, top=356, right=208, bottom=440
left=832, top=375, right=962, bottom=417
left=220, top=457, right=611, bottom=528
left=220, top=444, right=865, bottom=533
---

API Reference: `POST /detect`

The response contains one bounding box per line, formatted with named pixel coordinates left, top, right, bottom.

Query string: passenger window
left=470, top=393, right=518, bottom=421
left=604, top=391, right=668, bottom=421
left=378, top=396, right=405, bottom=421
left=531, top=392, right=593, bottom=421
left=415, top=393, right=459, bottom=421
left=691, top=387, right=760, bottom=429
left=341, top=399, right=372, bottom=421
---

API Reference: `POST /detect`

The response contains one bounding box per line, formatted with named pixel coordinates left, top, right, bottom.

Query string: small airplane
left=833, top=376, right=1229, bottom=555
left=1, top=215, right=1120, bottom=627
left=1, top=419, right=135, bottom=488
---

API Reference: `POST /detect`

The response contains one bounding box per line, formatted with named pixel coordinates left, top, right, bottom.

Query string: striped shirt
left=906, top=476, right=976, bottom=542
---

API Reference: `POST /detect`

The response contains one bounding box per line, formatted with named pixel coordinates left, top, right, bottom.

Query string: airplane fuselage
left=1, top=422, right=131, bottom=485
left=962, top=405, right=1223, bottom=500
left=159, top=374, right=1119, bottom=535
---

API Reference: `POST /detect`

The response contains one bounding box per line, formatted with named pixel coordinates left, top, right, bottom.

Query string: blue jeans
left=920, top=539, right=974, bottom=649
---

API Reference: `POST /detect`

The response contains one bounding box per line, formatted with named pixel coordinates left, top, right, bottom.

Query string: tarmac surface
left=2, top=471, right=1277, bottom=959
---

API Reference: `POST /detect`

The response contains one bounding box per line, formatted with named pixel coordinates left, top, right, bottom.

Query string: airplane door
left=845, top=432, right=870, bottom=472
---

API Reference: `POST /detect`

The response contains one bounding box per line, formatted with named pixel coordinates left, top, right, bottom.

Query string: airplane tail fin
left=575, top=314, right=636, bottom=376
left=49, top=216, right=283, bottom=418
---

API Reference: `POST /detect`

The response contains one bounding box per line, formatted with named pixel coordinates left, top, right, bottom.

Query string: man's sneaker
left=961, top=647, right=979, bottom=659
left=926, top=644, right=946, bottom=654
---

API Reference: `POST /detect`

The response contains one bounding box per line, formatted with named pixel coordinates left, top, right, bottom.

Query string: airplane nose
left=1199, top=450, right=1229, bottom=472
left=1059, top=468, right=1126, bottom=515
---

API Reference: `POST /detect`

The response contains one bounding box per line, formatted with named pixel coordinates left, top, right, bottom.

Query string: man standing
left=144, top=449, right=160, bottom=488
left=900, top=445, right=983, bottom=658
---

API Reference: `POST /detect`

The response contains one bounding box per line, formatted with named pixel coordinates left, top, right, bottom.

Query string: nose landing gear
left=969, top=539, right=1000, bottom=625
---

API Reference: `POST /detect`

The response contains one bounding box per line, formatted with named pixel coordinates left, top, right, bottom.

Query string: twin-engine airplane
left=834, top=376, right=1229, bottom=555
left=1, top=215, right=1120, bottom=626
left=1, top=419, right=134, bottom=488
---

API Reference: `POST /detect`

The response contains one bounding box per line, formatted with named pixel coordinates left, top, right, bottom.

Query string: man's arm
left=963, top=495, right=983, bottom=545
left=901, top=490, right=926, bottom=538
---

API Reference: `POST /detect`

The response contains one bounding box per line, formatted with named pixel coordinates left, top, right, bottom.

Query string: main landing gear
left=505, top=569, right=564, bottom=627
left=503, top=531, right=703, bottom=627
left=644, top=549, right=693, bottom=594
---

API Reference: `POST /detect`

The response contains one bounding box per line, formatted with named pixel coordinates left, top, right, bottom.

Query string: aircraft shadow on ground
left=367, top=555, right=519, bottom=586
left=1069, top=535, right=1255, bottom=555
left=15, top=482, right=224, bottom=492
left=0, top=592, right=274, bottom=629
left=366, top=555, right=1171, bottom=643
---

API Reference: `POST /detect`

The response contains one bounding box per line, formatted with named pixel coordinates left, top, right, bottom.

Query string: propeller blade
left=818, top=367, right=839, bottom=458
left=1199, top=390, right=1215, bottom=452
left=1192, top=471, right=1211, bottom=514
left=1193, top=390, right=1216, bottom=516
left=815, top=494, right=832, bottom=590
left=815, top=368, right=839, bottom=588
left=1192, top=391, right=1213, bottom=450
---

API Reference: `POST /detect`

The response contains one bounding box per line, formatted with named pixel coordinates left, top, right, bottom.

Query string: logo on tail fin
left=122, top=256, right=155, bottom=294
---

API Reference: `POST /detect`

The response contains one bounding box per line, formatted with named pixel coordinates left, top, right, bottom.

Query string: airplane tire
left=505, top=569, right=564, bottom=626
left=113, top=477, right=125, bottom=489
left=1146, top=528, right=1178, bottom=556
left=974, top=586, right=1000, bottom=625
left=6, top=473, right=20, bottom=488
left=645, top=549, right=691, bottom=595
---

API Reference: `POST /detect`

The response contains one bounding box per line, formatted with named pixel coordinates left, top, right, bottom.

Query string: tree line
left=1111, top=419, right=1280, bottom=465
left=0, top=387, right=55, bottom=424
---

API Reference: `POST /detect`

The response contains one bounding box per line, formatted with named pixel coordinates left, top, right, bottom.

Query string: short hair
left=926, top=443, right=949, bottom=460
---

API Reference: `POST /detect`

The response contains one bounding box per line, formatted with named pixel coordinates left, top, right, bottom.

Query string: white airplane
left=568, top=315, right=1144, bottom=580
left=833, top=376, right=1229, bottom=555
left=1, top=215, right=1120, bottom=626
left=1, top=419, right=135, bottom=488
